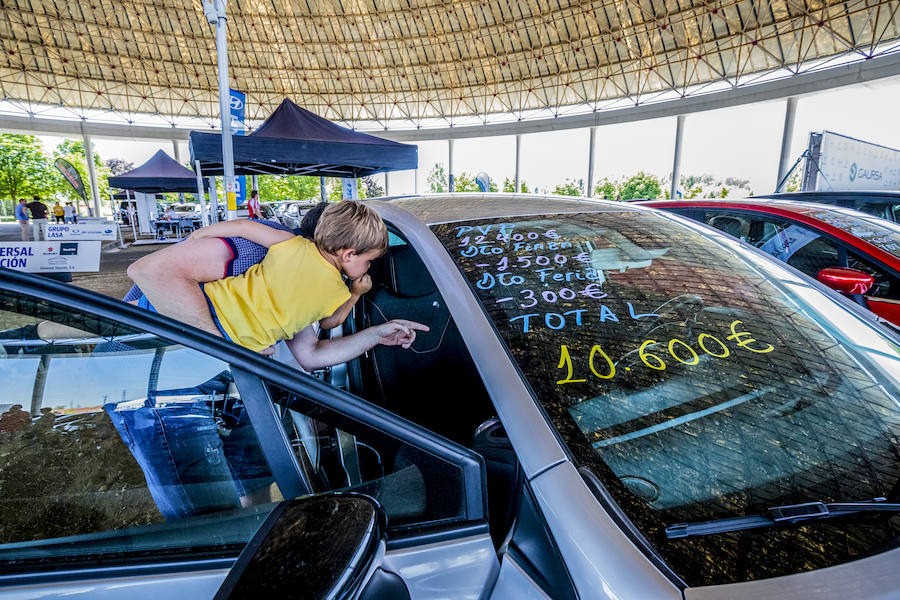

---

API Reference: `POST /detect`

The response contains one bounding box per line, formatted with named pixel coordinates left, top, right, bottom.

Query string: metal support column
left=515, top=134, right=522, bottom=193
left=775, top=97, right=799, bottom=193
left=173, top=140, right=186, bottom=202
left=81, top=128, right=101, bottom=217
left=448, top=139, right=455, bottom=192
left=587, top=127, right=597, bottom=197
left=670, top=115, right=685, bottom=200
left=320, top=176, right=327, bottom=202
left=251, top=174, right=258, bottom=192
left=414, top=167, right=419, bottom=194
left=204, top=0, right=237, bottom=220
left=384, top=172, right=390, bottom=197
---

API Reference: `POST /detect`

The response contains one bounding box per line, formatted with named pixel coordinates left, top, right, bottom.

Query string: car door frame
left=0, top=268, right=496, bottom=598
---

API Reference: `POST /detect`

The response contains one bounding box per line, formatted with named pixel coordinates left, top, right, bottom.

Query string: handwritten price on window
left=556, top=320, right=775, bottom=384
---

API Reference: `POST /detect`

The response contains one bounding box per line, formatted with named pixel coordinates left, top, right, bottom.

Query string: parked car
left=1, top=194, right=899, bottom=599
left=752, top=191, right=900, bottom=223
left=641, top=198, right=900, bottom=327
left=276, top=200, right=320, bottom=230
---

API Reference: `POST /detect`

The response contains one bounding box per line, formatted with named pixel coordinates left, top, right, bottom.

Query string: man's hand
left=350, top=274, right=372, bottom=296
left=370, top=319, right=430, bottom=349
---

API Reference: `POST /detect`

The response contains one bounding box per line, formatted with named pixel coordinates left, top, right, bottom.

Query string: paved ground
left=0, top=222, right=163, bottom=299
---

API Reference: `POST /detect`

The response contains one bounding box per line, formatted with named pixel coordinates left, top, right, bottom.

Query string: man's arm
left=189, top=220, right=294, bottom=248
left=318, top=274, right=372, bottom=330
left=286, top=320, right=429, bottom=372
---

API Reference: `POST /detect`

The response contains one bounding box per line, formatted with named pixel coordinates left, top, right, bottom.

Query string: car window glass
left=846, top=250, right=899, bottom=298
left=432, top=211, right=900, bottom=586
left=793, top=206, right=900, bottom=259
left=263, top=382, right=466, bottom=531
left=0, top=290, right=278, bottom=573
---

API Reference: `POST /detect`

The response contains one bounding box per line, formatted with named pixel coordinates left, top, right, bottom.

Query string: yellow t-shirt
left=203, top=236, right=351, bottom=351
left=53, top=205, right=64, bottom=217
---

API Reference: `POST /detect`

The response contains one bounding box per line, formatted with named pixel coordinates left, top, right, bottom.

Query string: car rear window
left=431, top=210, right=900, bottom=587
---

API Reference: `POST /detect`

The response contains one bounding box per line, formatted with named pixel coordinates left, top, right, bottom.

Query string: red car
left=640, top=199, right=900, bottom=326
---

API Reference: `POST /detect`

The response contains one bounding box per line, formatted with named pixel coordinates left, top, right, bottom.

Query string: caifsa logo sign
left=230, top=95, right=244, bottom=111
left=849, top=163, right=857, bottom=182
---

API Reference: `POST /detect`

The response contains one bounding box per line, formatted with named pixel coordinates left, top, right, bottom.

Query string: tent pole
left=195, top=160, right=210, bottom=227
left=448, top=139, right=455, bottom=192
left=208, top=177, right=220, bottom=223
left=320, top=176, right=327, bottom=202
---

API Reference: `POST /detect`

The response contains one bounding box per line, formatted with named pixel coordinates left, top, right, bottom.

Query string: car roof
left=639, top=197, right=858, bottom=215
left=382, top=193, right=644, bottom=225
left=752, top=191, right=900, bottom=203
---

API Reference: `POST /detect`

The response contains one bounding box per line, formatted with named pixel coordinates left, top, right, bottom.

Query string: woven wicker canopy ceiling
left=1, top=0, right=898, bottom=129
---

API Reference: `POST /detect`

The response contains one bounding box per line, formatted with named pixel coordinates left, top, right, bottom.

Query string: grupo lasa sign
left=42, top=222, right=117, bottom=241
left=0, top=242, right=101, bottom=272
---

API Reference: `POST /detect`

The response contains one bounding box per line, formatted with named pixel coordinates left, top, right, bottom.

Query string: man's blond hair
left=314, top=200, right=387, bottom=255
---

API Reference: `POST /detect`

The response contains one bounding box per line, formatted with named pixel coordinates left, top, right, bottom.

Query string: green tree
left=784, top=170, right=802, bottom=193
left=594, top=177, right=619, bottom=199
left=428, top=163, right=447, bottom=193
left=0, top=134, right=56, bottom=215
left=52, top=139, right=111, bottom=215
left=104, top=158, right=134, bottom=176
left=619, top=172, right=662, bottom=200
left=553, top=178, right=583, bottom=197
left=361, top=175, right=383, bottom=198
left=502, top=177, right=529, bottom=193
left=257, top=175, right=320, bottom=202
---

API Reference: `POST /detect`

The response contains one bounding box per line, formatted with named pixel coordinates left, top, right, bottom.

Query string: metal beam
left=0, top=54, right=896, bottom=146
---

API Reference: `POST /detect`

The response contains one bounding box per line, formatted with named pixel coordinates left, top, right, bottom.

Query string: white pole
left=775, top=97, right=799, bottom=193
left=515, top=134, right=522, bottom=193
left=208, top=176, right=220, bottom=223
left=448, top=139, right=455, bottom=192
left=587, top=127, right=597, bottom=197
left=81, top=127, right=101, bottom=217
left=204, top=0, right=237, bottom=220
left=173, top=140, right=185, bottom=203
left=670, top=115, right=686, bottom=200
left=195, top=160, right=209, bottom=226
left=414, top=168, right=419, bottom=194
left=384, top=172, right=390, bottom=197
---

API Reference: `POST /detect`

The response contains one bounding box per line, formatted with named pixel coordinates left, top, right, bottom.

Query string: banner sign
left=0, top=241, right=101, bottom=272
left=803, top=131, right=900, bottom=191
left=230, top=88, right=247, bottom=208
left=54, top=158, right=87, bottom=200
left=341, top=178, right=358, bottom=199
left=43, top=221, right=117, bottom=241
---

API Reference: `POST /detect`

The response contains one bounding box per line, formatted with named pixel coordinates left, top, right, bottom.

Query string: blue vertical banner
left=229, top=89, right=247, bottom=208
left=341, top=178, right=358, bottom=199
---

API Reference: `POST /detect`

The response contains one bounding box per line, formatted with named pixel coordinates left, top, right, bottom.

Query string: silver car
left=0, top=194, right=898, bottom=599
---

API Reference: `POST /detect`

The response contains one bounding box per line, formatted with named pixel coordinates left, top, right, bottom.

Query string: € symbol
left=726, top=320, right=774, bottom=353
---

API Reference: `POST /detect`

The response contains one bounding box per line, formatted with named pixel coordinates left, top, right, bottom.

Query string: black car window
left=792, top=206, right=900, bottom=259
left=846, top=250, right=900, bottom=299
left=702, top=210, right=841, bottom=278
left=262, top=381, right=469, bottom=531
left=432, top=211, right=900, bottom=587
left=0, top=289, right=277, bottom=574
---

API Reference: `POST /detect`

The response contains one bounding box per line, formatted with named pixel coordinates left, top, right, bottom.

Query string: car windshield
left=790, top=205, right=900, bottom=258
left=431, top=210, right=900, bottom=586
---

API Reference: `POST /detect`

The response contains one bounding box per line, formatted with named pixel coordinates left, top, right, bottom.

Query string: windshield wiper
left=666, top=498, right=900, bottom=539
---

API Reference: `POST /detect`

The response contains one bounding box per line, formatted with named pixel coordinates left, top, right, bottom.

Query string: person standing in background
left=52, top=201, right=65, bottom=223
left=63, top=202, right=77, bottom=224
left=14, top=199, right=29, bottom=241
left=247, top=189, right=261, bottom=219
left=26, top=196, right=48, bottom=241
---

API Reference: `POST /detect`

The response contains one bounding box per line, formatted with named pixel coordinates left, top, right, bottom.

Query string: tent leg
left=320, top=176, right=327, bottom=202
left=209, top=177, right=220, bottom=223
left=195, top=161, right=210, bottom=227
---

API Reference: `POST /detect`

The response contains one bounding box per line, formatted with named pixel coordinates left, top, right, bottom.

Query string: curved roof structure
left=1, top=0, right=899, bottom=131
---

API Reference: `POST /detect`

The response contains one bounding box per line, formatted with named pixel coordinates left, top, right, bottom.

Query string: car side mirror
left=214, top=492, right=409, bottom=600
left=817, top=267, right=875, bottom=295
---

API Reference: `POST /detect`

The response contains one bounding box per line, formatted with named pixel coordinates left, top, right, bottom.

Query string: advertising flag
left=54, top=158, right=87, bottom=200
left=230, top=88, right=247, bottom=208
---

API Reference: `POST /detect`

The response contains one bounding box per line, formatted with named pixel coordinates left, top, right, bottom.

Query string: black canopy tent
left=108, top=149, right=209, bottom=193
left=189, top=99, right=418, bottom=177
left=108, top=149, right=211, bottom=234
